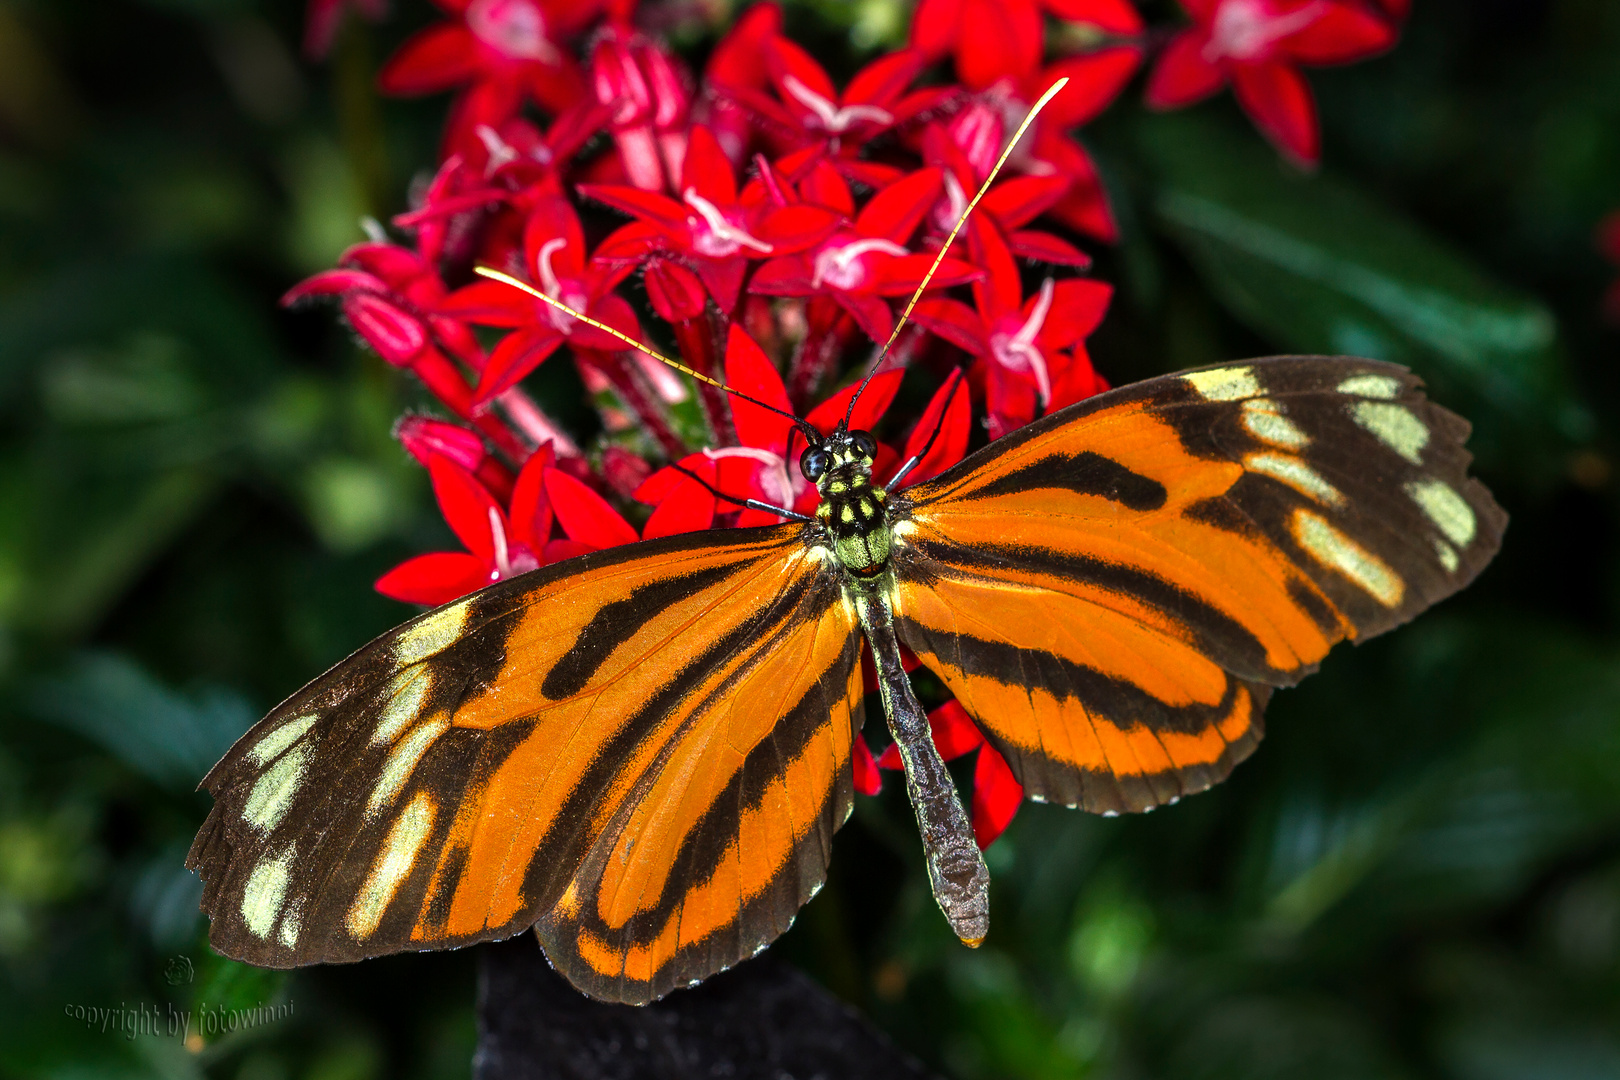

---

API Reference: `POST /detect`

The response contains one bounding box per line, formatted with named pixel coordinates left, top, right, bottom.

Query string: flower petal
left=898, top=373, right=970, bottom=486
left=928, top=700, right=985, bottom=760
left=724, top=324, right=798, bottom=456
left=972, top=739, right=1024, bottom=848
left=427, top=454, right=506, bottom=562
left=806, top=368, right=904, bottom=435
left=544, top=468, right=641, bottom=549
left=375, top=552, right=491, bottom=606
left=856, top=167, right=943, bottom=243
left=1284, top=3, right=1398, bottom=65
left=1144, top=28, right=1225, bottom=109
left=378, top=24, right=479, bottom=96
left=508, top=442, right=557, bottom=552
left=1042, top=278, right=1114, bottom=346
left=1231, top=60, right=1319, bottom=167
left=1040, top=46, right=1144, bottom=128
left=852, top=737, right=884, bottom=796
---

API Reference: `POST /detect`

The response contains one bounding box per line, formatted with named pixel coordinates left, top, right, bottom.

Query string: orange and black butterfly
left=186, top=80, right=1505, bottom=1004
left=188, top=349, right=1504, bottom=1003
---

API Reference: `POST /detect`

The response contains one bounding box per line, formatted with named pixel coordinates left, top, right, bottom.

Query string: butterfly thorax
left=805, top=430, right=892, bottom=581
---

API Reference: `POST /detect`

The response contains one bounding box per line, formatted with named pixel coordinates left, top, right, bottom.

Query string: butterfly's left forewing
left=892, top=357, right=1505, bottom=815
left=187, top=526, right=863, bottom=1004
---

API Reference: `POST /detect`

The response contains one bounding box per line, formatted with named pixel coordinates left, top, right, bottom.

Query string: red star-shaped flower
left=377, top=441, right=645, bottom=605
left=583, top=125, right=843, bottom=312
left=749, top=167, right=981, bottom=343
left=1145, top=0, right=1399, bottom=167
left=438, top=195, right=641, bottom=401
left=377, top=0, right=611, bottom=155
left=912, top=222, right=1111, bottom=437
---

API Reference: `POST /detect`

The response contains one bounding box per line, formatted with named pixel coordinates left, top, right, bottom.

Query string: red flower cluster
left=288, top=0, right=1406, bottom=846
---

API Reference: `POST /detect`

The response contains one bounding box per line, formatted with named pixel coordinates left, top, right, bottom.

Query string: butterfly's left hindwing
left=893, top=357, right=1505, bottom=815
left=187, top=526, right=863, bottom=1004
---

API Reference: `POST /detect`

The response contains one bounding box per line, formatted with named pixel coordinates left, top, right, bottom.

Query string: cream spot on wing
left=1241, top=399, right=1310, bottom=449
left=1338, top=374, right=1402, bottom=399
left=248, top=715, right=317, bottom=766
left=1406, top=478, right=1476, bottom=547
left=242, top=845, right=295, bottom=939
left=1245, top=453, right=1345, bottom=507
left=1292, top=508, right=1405, bottom=608
left=278, top=901, right=302, bottom=949
left=367, top=715, right=449, bottom=816
left=1435, top=538, right=1460, bottom=573
left=393, top=599, right=472, bottom=667
left=1351, top=402, right=1429, bottom=464
left=347, top=792, right=437, bottom=939
left=1185, top=366, right=1259, bottom=401
left=244, top=743, right=309, bottom=832
left=372, top=667, right=433, bottom=747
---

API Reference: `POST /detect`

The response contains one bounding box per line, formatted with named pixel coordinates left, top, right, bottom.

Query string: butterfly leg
left=857, top=592, right=990, bottom=946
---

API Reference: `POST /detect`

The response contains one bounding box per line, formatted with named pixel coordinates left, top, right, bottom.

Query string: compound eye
left=850, top=431, right=877, bottom=459
left=800, top=446, right=830, bottom=482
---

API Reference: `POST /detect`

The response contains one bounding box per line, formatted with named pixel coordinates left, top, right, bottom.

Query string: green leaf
left=26, top=652, right=254, bottom=791
left=1133, top=112, right=1582, bottom=434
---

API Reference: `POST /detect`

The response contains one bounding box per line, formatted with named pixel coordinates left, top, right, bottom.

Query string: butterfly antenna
left=842, top=76, right=1070, bottom=429
left=474, top=267, right=820, bottom=444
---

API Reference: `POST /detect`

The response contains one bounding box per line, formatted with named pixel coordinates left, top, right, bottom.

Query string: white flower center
left=989, top=278, right=1055, bottom=405
left=683, top=189, right=773, bottom=258
left=811, top=237, right=909, bottom=290
left=487, top=507, right=539, bottom=580
left=466, top=0, right=558, bottom=63
left=780, top=74, right=893, bottom=134
left=534, top=238, right=587, bottom=333
left=1205, top=0, right=1325, bottom=62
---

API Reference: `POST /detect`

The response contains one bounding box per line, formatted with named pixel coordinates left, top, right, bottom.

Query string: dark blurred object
left=475, top=938, right=937, bottom=1080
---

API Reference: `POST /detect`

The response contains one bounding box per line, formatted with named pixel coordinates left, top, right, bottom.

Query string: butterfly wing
left=892, top=357, right=1506, bottom=815
left=187, top=525, right=863, bottom=1004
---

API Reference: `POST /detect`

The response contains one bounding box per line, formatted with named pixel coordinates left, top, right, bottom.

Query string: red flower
left=702, top=1, right=784, bottom=165
left=913, top=223, right=1111, bottom=437
left=1145, top=0, right=1399, bottom=167
left=1599, top=211, right=1620, bottom=323
left=376, top=447, right=551, bottom=605
left=438, top=195, right=641, bottom=401
left=377, top=0, right=607, bottom=155
left=934, top=73, right=1130, bottom=243
left=584, top=125, right=843, bottom=312
left=590, top=29, right=692, bottom=192
left=749, top=167, right=981, bottom=343
left=377, top=441, right=645, bottom=605
left=304, top=0, right=388, bottom=60
left=922, top=120, right=1091, bottom=267
left=910, top=0, right=1142, bottom=90
left=874, top=700, right=1025, bottom=848
left=395, top=415, right=515, bottom=501
left=726, top=39, right=928, bottom=170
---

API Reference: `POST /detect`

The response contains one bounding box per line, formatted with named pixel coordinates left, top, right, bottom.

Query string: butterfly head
left=800, top=428, right=877, bottom=493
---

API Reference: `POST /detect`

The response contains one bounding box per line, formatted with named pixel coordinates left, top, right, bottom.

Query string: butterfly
left=187, top=350, right=1505, bottom=1003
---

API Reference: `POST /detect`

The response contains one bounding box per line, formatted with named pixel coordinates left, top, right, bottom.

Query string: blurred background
left=2, top=0, right=1620, bottom=1077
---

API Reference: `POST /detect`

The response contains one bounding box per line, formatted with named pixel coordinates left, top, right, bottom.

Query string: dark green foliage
left=2, top=1, right=1619, bottom=1077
